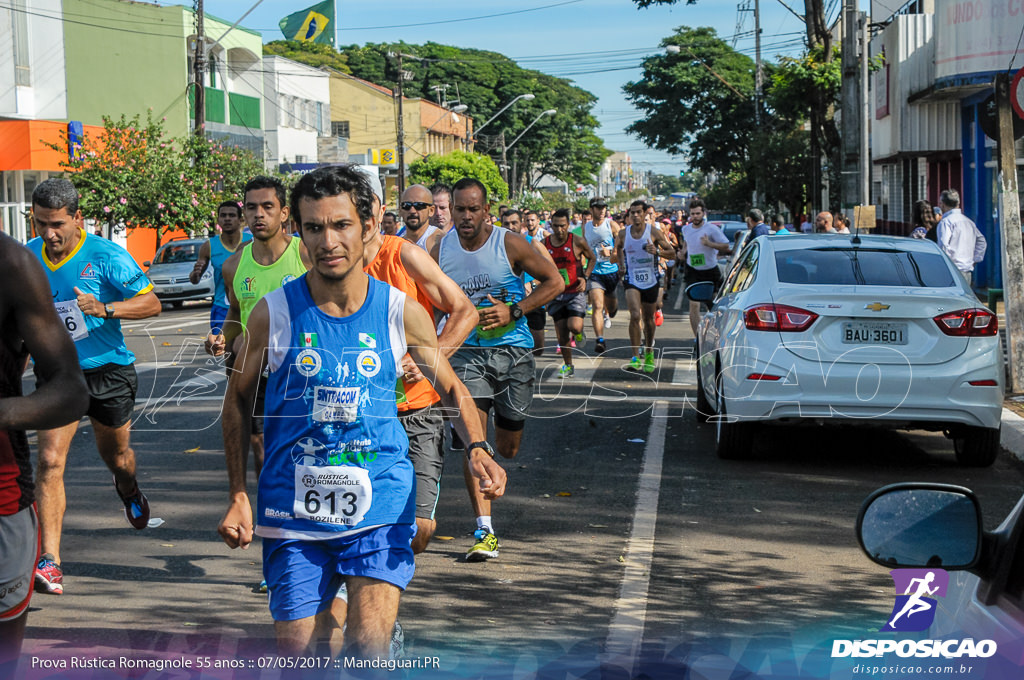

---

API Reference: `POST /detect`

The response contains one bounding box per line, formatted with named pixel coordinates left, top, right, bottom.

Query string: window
left=12, top=0, right=30, bottom=86
left=332, top=121, right=350, bottom=138
left=726, top=244, right=758, bottom=295
left=774, top=248, right=957, bottom=287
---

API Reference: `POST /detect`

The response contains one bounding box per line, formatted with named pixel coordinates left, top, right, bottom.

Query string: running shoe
left=574, top=329, right=586, bottom=344
left=626, top=356, right=642, bottom=372
left=115, top=477, right=150, bottom=530
left=466, top=529, right=499, bottom=561
left=34, top=554, right=63, bottom=595
left=558, top=364, right=575, bottom=379
left=586, top=305, right=593, bottom=316
left=595, top=338, right=606, bottom=354
left=259, top=579, right=268, bottom=593
left=654, top=310, right=664, bottom=327
left=554, top=344, right=561, bottom=354
left=604, top=312, right=613, bottom=329
left=569, top=339, right=576, bottom=348
left=643, top=351, right=656, bottom=374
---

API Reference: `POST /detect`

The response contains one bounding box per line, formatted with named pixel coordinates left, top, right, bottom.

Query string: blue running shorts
left=209, top=303, right=229, bottom=334
left=263, top=523, right=416, bottom=621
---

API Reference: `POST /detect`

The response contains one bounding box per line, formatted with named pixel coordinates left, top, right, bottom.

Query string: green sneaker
left=573, top=329, right=586, bottom=344
left=558, top=364, right=575, bottom=379
left=466, top=529, right=499, bottom=561
left=643, top=351, right=656, bottom=374
left=626, top=356, right=642, bottom=372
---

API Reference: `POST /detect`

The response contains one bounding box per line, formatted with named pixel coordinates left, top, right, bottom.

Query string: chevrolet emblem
left=865, top=302, right=890, bottom=312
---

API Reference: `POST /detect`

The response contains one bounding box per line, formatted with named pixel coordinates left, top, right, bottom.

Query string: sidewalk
left=1003, top=402, right=1024, bottom=462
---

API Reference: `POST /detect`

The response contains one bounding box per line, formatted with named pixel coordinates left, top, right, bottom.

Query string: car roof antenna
left=850, top=210, right=861, bottom=246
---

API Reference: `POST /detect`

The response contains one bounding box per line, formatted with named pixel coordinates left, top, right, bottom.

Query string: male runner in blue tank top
left=189, top=200, right=252, bottom=332
left=217, top=165, right=506, bottom=659
left=434, top=178, right=563, bottom=561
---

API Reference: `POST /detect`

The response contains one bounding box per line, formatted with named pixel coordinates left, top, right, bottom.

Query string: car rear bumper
left=153, top=282, right=214, bottom=302
left=716, top=350, right=1003, bottom=430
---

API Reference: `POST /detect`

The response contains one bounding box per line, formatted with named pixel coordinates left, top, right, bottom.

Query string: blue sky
left=200, top=0, right=823, bottom=177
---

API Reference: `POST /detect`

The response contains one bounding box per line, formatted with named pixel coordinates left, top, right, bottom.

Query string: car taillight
left=744, top=304, right=818, bottom=332
left=932, top=309, right=998, bottom=337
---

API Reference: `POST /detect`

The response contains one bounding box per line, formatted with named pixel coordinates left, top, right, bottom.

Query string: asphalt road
left=16, top=288, right=1024, bottom=679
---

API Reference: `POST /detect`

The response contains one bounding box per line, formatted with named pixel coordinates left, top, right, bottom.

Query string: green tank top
left=234, top=236, right=307, bottom=327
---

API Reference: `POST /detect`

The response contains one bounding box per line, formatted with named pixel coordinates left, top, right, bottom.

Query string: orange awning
left=0, top=120, right=104, bottom=172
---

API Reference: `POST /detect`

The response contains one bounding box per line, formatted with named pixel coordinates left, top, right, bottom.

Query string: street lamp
left=507, top=109, right=557, bottom=152
left=505, top=109, right=556, bottom=197
left=465, top=93, right=535, bottom=150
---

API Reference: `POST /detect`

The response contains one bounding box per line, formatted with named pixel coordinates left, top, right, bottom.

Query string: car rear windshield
left=154, top=243, right=199, bottom=264
left=774, top=248, right=957, bottom=287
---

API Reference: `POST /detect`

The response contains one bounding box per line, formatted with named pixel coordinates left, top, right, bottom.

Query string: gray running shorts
left=449, top=345, right=535, bottom=427
left=400, top=404, right=445, bottom=520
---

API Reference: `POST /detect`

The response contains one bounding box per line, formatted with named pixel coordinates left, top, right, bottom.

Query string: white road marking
left=671, top=358, right=696, bottom=386
left=603, top=400, right=669, bottom=669
left=673, top=282, right=685, bottom=310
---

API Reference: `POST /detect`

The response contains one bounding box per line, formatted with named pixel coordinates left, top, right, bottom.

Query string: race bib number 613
left=293, top=464, right=372, bottom=527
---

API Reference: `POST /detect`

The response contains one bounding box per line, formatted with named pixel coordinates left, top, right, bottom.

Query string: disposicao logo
left=831, top=568, right=997, bottom=659
left=883, top=568, right=947, bottom=632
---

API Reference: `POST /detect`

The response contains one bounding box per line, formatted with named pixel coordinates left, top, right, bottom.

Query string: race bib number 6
left=55, top=300, right=89, bottom=341
left=294, top=464, right=372, bottom=527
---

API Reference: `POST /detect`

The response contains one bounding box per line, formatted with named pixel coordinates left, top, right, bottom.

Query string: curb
left=1001, top=407, right=1024, bottom=462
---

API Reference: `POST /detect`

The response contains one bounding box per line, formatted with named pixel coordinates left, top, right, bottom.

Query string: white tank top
left=624, top=223, right=658, bottom=289
left=414, top=225, right=440, bottom=250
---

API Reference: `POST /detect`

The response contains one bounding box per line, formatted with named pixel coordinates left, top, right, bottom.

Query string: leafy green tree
left=263, top=40, right=350, bottom=73
left=408, top=151, right=508, bottom=202
left=623, top=27, right=757, bottom=181
left=335, top=42, right=609, bottom=188
left=44, top=112, right=264, bottom=239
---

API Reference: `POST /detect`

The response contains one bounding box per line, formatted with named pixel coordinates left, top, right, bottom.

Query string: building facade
left=263, top=56, right=331, bottom=170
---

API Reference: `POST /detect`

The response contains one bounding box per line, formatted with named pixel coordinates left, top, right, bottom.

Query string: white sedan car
left=687, top=234, right=1003, bottom=465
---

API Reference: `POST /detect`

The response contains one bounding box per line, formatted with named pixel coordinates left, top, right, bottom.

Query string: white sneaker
left=604, top=313, right=612, bottom=329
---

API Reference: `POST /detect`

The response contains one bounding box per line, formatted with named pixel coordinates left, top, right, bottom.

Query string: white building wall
left=262, top=55, right=331, bottom=168
left=0, top=0, right=67, bottom=119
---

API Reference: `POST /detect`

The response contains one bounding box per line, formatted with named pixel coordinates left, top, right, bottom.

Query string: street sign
left=1012, top=68, right=1024, bottom=121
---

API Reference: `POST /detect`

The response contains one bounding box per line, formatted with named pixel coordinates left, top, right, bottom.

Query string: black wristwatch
left=467, top=441, right=495, bottom=459
left=104, top=303, right=115, bottom=319
left=509, top=303, right=524, bottom=321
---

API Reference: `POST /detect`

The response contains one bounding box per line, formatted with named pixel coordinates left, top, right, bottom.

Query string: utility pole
left=395, top=53, right=406, bottom=198
left=192, top=0, right=206, bottom=137
left=753, top=0, right=763, bottom=207
left=500, top=131, right=509, bottom=187
left=860, top=12, right=870, bottom=205
left=840, top=0, right=861, bottom=210
left=995, top=72, right=1024, bottom=392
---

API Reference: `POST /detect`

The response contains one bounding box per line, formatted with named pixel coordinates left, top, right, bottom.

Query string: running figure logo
left=882, top=569, right=948, bottom=632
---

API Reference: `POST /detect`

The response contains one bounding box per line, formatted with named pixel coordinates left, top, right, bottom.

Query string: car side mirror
left=857, top=483, right=982, bottom=570
left=685, top=281, right=716, bottom=303
left=143, top=261, right=151, bottom=267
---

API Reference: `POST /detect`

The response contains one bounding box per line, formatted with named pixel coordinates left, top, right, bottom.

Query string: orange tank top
left=364, top=235, right=439, bottom=411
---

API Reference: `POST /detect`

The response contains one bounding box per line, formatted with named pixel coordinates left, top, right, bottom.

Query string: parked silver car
left=145, top=238, right=213, bottom=308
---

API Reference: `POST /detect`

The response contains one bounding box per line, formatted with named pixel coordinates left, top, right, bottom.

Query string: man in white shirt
left=936, top=189, right=987, bottom=287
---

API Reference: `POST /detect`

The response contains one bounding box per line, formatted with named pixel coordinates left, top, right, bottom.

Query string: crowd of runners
left=0, top=169, right=736, bottom=669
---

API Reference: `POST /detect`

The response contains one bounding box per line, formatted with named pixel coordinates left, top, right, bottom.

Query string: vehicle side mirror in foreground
left=685, top=281, right=715, bottom=303
left=857, top=483, right=982, bottom=570
left=143, top=261, right=151, bottom=267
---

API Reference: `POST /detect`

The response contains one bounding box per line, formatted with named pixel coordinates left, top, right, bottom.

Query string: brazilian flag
left=279, top=0, right=335, bottom=45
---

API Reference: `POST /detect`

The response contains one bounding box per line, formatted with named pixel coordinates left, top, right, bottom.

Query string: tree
left=45, top=112, right=264, bottom=239
left=408, top=151, right=508, bottom=202
left=623, top=27, right=757, bottom=188
left=333, top=42, right=610, bottom=188
left=631, top=0, right=840, bottom=209
left=263, top=40, right=350, bottom=73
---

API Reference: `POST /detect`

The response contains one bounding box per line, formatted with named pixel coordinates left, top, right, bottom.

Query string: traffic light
left=679, top=169, right=685, bottom=178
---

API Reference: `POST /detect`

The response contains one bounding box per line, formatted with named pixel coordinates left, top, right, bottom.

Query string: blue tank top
left=209, top=232, right=252, bottom=307
left=27, top=229, right=153, bottom=370
left=438, top=226, right=532, bottom=348
left=584, top=219, right=619, bottom=276
left=255, top=275, right=414, bottom=540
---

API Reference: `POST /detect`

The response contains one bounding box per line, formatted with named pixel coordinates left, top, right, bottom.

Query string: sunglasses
left=400, top=201, right=433, bottom=211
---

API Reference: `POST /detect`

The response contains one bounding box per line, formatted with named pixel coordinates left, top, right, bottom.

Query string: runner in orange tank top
left=363, top=232, right=478, bottom=553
